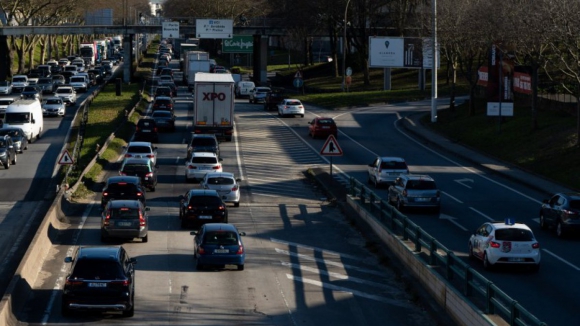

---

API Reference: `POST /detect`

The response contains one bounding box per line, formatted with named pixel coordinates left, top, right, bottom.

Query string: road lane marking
left=439, top=214, right=468, bottom=231
left=285, top=274, right=413, bottom=308
left=442, top=191, right=463, bottom=204
left=233, top=121, right=244, bottom=181
left=454, top=178, right=474, bottom=189
left=271, top=238, right=362, bottom=261
left=469, top=207, right=494, bottom=222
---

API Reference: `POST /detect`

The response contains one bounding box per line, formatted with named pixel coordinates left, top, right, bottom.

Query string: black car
left=0, top=134, right=17, bottom=169
left=540, top=193, right=580, bottom=237
left=186, top=134, right=220, bottom=160
left=154, top=86, right=173, bottom=98
left=152, top=96, right=174, bottom=113
left=264, top=90, right=286, bottom=111
left=20, top=85, right=42, bottom=100
left=119, top=158, right=158, bottom=191
left=87, top=69, right=104, bottom=84
left=61, top=246, right=136, bottom=317
left=101, top=176, right=146, bottom=208
left=151, top=110, right=176, bottom=132
left=179, top=189, right=228, bottom=228
left=134, top=117, right=159, bottom=142
left=0, top=127, right=28, bottom=153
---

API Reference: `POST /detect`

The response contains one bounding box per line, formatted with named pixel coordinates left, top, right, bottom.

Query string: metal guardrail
left=348, top=177, right=547, bottom=326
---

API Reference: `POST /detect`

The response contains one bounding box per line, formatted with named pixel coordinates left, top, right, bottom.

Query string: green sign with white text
left=222, top=35, right=253, bottom=53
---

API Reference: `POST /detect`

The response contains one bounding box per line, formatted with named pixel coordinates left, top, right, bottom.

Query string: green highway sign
left=222, top=35, right=253, bottom=53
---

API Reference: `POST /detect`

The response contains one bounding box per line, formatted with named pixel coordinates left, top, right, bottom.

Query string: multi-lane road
left=3, top=66, right=578, bottom=325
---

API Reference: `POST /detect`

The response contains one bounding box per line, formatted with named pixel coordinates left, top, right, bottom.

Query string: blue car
left=191, top=223, right=246, bottom=271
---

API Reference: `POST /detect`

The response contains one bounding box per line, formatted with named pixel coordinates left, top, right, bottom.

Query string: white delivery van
left=3, top=99, right=43, bottom=142
left=235, top=81, right=255, bottom=98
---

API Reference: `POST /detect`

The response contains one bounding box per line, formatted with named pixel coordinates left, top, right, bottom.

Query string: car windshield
left=192, top=157, right=218, bottom=164
left=287, top=101, right=301, bottom=106
left=0, top=100, right=13, bottom=105
left=5, top=113, right=30, bottom=124
left=38, top=78, right=51, bottom=84
left=122, top=164, right=150, bottom=173
left=318, top=119, right=335, bottom=125
left=45, top=99, right=62, bottom=105
left=155, top=99, right=171, bottom=105
left=70, top=259, right=124, bottom=280
left=56, top=88, right=72, bottom=94
left=70, top=77, right=85, bottom=82
left=0, top=130, right=19, bottom=137
left=153, top=112, right=171, bottom=118
left=0, top=81, right=9, bottom=86
left=189, top=196, right=221, bottom=205
left=191, top=138, right=216, bottom=146
left=12, top=77, right=26, bottom=83
left=495, top=228, right=534, bottom=241
left=381, top=161, right=407, bottom=169
left=406, top=180, right=437, bottom=190
left=127, top=146, right=152, bottom=154
left=207, top=177, right=234, bottom=185
left=203, top=231, right=238, bottom=245
left=109, top=207, right=140, bottom=219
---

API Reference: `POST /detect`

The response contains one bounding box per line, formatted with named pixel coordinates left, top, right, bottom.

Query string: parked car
left=119, top=157, right=158, bottom=191
left=200, top=172, right=241, bottom=207
left=388, top=174, right=441, bottom=213
left=184, top=152, right=223, bottom=182
left=0, top=134, right=17, bottom=168
left=249, top=87, right=271, bottom=104
left=179, top=189, right=228, bottom=228
left=151, top=110, right=176, bottom=132
left=0, top=81, right=13, bottom=95
left=123, top=141, right=158, bottom=165
left=308, top=117, right=338, bottom=139
left=0, top=127, right=28, bottom=153
left=41, top=97, right=66, bottom=117
left=191, top=223, right=246, bottom=270
left=61, top=246, right=136, bottom=317
left=54, top=86, right=77, bottom=106
left=468, top=220, right=540, bottom=272
left=101, top=176, right=147, bottom=208
left=101, top=199, right=150, bottom=242
left=277, top=99, right=305, bottom=118
left=539, top=193, right=580, bottom=237
left=367, top=156, right=409, bottom=188
left=134, top=117, right=159, bottom=143
left=186, top=134, right=220, bottom=160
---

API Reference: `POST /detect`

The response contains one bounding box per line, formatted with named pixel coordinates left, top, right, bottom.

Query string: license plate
left=508, top=257, right=524, bottom=262
left=142, top=130, right=150, bottom=132
left=199, top=215, right=212, bottom=219
left=322, top=126, right=330, bottom=129
left=135, top=155, right=142, bottom=158
left=214, top=249, right=229, bottom=253
left=415, top=198, right=430, bottom=202
left=117, top=222, right=132, bottom=227
left=200, top=166, right=211, bottom=170
left=88, top=282, right=107, bottom=288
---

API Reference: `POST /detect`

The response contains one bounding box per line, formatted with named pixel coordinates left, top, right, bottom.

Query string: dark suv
left=264, top=90, right=286, bottom=111
left=0, top=134, right=17, bottom=169
left=101, top=176, right=146, bottom=208
left=186, top=134, right=220, bottom=160
left=101, top=200, right=150, bottom=242
left=61, top=246, right=136, bottom=317
left=119, top=158, right=158, bottom=191
left=179, top=189, right=228, bottom=228
left=134, top=117, right=159, bottom=143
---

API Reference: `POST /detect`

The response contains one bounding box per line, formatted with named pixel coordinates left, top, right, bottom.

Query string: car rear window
left=203, top=231, right=238, bottom=245
left=107, top=183, right=138, bottom=191
left=71, top=259, right=123, bottom=280
left=155, top=99, right=171, bottom=105
left=45, top=99, right=62, bottom=104
left=192, top=157, right=218, bottom=164
left=0, top=100, right=14, bottom=105
left=495, top=228, right=534, bottom=241
left=406, top=180, right=437, bottom=190
left=190, top=195, right=221, bottom=205
left=122, top=164, right=150, bottom=173
left=128, top=146, right=152, bottom=153
left=318, top=119, right=335, bottom=125
left=287, top=101, right=301, bottom=105
left=191, top=138, right=217, bottom=146
left=207, top=177, right=234, bottom=185
left=109, top=207, right=140, bottom=219
left=380, top=161, right=408, bottom=170
left=153, top=112, right=171, bottom=118
left=0, top=130, right=19, bottom=137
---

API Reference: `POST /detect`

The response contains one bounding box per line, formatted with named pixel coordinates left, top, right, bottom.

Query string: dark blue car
left=191, top=223, right=246, bottom=271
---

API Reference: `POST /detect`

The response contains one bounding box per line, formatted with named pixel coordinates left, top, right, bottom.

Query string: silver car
left=0, top=81, right=12, bottom=95
left=123, top=141, right=158, bottom=165
left=42, top=97, right=66, bottom=117
left=54, top=86, right=77, bottom=106
left=388, top=174, right=440, bottom=213
left=249, top=87, right=271, bottom=104
left=367, top=156, right=409, bottom=188
left=200, top=172, right=241, bottom=207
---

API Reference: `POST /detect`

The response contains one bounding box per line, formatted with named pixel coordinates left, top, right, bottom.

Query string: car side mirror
left=190, top=231, right=198, bottom=236
left=239, top=232, right=246, bottom=236
left=64, top=257, right=73, bottom=263
left=31, top=119, right=35, bottom=124
left=145, top=207, right=151, bottom=211
left=154, top=147, right=158, bottom=150
left=129, top=257, right=137, bottom=264
left=236, top=178, right=241, bottom=182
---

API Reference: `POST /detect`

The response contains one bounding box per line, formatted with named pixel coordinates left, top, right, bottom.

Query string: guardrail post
left=414, top=227, right=421, bottom=252
left=486, top=281, right=494, bottom=314
left=350, top=177, right=356, bottom=196
left=390, top=207, right=397, bottom=231
left=360, top=187, right=366, bottom=205
left=446, top=251, right=454, bottom=281
left=465, top=268, right=472, bottom=296
left=402, top=218, right=408, bottom=240
left=510, top=300, right=518, bottom=325
left=369, top=192, right=375, bottom=212
left=429, top=239, right=437, bottom=266
left=378, top=200, right=385, bottom=222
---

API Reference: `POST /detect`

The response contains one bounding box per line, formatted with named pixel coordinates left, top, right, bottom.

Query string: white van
left=3, top=99, right=43, bottom=142
left=235, top=81, right=255, bottom=98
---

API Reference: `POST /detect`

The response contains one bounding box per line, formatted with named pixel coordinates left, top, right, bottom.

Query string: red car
left=308, top=117, right=338, bottom=139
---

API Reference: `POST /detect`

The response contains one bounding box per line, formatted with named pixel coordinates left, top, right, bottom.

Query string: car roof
left=205, top=172, right=235, bottom=179
left=187, top=189, right=220, bottom=196
left=191, top=152, right=218, bottom=157
left=107, top=199, right=142, bottom=208
left=76, top=246, right=123, bottom=260
left=106, top=175, right=141, bottom=184
left=379, top=156, right=406, bottom=162
left=284, top=99, right=301, bottom=102
left=122, top=157, right=152, bottom=165
left=202, top=223, right=238, bottom=232
left=489, top=221, right=532, bottom=231
left=128, top=141, right=153, bottom=147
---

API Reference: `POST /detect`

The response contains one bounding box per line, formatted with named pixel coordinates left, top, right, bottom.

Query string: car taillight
left=490, top=241, right=501, bottom=248
left=119, top=172, right=126, bottom=176
left=236, top=245, right=244, bottom=254
left=65, top=279, right=83, bottom=286
left=135, top=126, right=139, bottom=131
left=145, top=172, right=153, bottom=178
left=103, top=192, right=109, bottom=197
left=111, top=280, right=131, bottom=286
left=188, top=165, right=196, bottom=169
left=232, top=185, right=239, bottom=191
left=212, top=165, right=221, bottom=170
left=125, top=154, right=132, bottom=158
left=198, top=246, right=206, bottom=254
left=104, top=213, right=111, bottom=226
left=218, top=205, right=225, bottom=211
left=563, top=209, right=578, bottom=215
left=532, top=242, right=540, bottom=249
left=146, top=154, right=154, bottom=159
left=154, top=127, right=158, bottom=132
left=137, top=192, right=143, bottom=197
left=188, top=206, right=198, bottom=210
left=139, top=212, right=146, bottom=226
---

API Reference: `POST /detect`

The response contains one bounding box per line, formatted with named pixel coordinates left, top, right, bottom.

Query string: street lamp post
left=431, top=0, right=438, bottom=122
left=342, top=0, right=351, bottom=92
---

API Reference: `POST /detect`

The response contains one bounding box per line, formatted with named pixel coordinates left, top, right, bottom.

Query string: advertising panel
left=369, top=37, right=439, bottom=69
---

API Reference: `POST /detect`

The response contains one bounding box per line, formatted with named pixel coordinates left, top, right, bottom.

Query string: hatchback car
left=367, top=156, right=409, bottom=188
left=388, top=174, right=440, bottom=213
left=179, top=189, right=228, bottom=228
left=200, top=172, right=241, bottom=207
left=152, top=96, right=174, bottom=113
left=123, top=141, right=157, bottom=165
left=119, top=158, right=158, bottom=191
left=539, top=193, right=580, bottom=237
left=101, top=200, right=150, bottom=242
left=0, top=127, right=28, bottom=153
left=154, top=86, right=173, bottom=98
left=191, top=223, right=246, bottom=271
left=278, top=99, right=305, bottom=118
left=61, top=246, right=136, bottom=317
left=42, top=97, right=66, bottom=117
left=0, top=81, right=13, bottom=95
left=468, top=220, right=540, bottom=271
left=54, top=86, right=77, bottom=106
left=151, top=110, right=176, bottom=132
left=101, top=176, right=147, bottom=208
left=249, top=87, right=271, bottom=104
left=186, top=134, right=220, bottom=160
left=0, top=134, right=17, bottom=169
left=185, top=152, right=223, bottom=182
left=134, top=118, right=159, bottom=143
left=308, top=117, right=338, bottom=139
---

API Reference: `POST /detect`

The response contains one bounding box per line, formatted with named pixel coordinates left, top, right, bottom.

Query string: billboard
left=369, top=37, right=439, bottom=69
left=222, top=35, right=253, bottom=53
left=486, top=44, right=514, bottom=116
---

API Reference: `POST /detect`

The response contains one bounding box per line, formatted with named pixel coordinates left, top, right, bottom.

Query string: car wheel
left=185, top=173, right=191, bottom=183
left=468, top=243, right=475, bottom=260
left=12, top=154, right=16, bottom=165
left=539, top=214, right=548, bottom=230
left=196, top=258, right=204, bottom=271
left=249, top=99, right=252, bottom=103
left=24, top=144, right=28, bottom=150
left=483, top=252, right=492, bottom=270
left=237, top=264, right=244, bottom=271
left=373, top=177, right=379, bottom=189
left=150, top=186, right=155, bottom=192
left=122, top=303, right=134, bottom=317
left=61, top=303, right=71, bottom=317
left=396, top=198, right=404, bottom=212
left=234, top=202, right=240, bottom=207
left=556, top=220, right=565, bottom=238
left=301, top=114, right=304, bottom=118
left=367, top=174, right=372, bottom=185
left=4, top=158, right=10, bottom=169
left=278, top=110, right=281, bottom=116
left=142, top=234, right=148, bottom=243
left=180, top=219, right=187, bottom=229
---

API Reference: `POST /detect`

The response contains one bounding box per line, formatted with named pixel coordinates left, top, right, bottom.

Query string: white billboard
left=369, top=37, right=440, bottom=69
left=196, top=19, right=233, bottom=39
left=162, top=22, right=179, bottom=38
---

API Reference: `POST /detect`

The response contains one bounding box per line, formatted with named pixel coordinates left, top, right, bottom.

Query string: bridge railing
left=348, top=177, right=547, bottom=326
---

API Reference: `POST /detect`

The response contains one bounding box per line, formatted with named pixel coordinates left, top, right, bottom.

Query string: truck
left=193, top=73, right=235, bottom=142
left=79, top=42, right=97, bottom=66
left=94, top=39, right=109, bottom=63
left=112, top=35, right=123, bottom=50
left=184, top=51, right=211, bottom=91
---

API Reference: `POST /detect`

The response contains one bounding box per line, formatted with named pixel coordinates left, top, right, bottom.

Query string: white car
left=367, top=156, right=409, bottom=188
left=468, top=220, right=541, bottom=272
left=249, top=87, right=271, bottom=104
left=69, top=76, right=88, bottom=92
left=54, top=86, right=77, bottom=106
left=200, top=172, right=240, bottom=207
left=277, top=99, right=305, bottom=118
left=185, top=152, right=222, bottom=182
left=41, top=97, right=66, bottom=117
left=123, top=141, right=158, bottom=165
left=0, top=81, right=13, bottom=95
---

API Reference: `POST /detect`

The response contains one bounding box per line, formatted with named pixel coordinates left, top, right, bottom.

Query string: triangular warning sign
left=58, top=150, right=74, bottom=165
left=320, top=135, right=343, bottom=156
left=295, top=71, right=302, bottom=78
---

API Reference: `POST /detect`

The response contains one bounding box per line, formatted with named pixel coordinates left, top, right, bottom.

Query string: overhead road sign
left=58, top=150, right=74, bottom=165
left=320, top=135, right=343, bottom=156
left=196, top=19, right=233, bottom=39
left=222, top=35, right=253, bottom=53
left=162, top=22, right=179, bottom=38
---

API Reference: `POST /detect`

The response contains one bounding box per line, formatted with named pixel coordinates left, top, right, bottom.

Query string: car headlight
left=0, top=152, right=6, bottom=156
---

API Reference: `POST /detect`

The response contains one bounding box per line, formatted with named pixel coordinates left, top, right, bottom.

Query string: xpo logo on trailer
left=202, top=92, right=227, bottom=101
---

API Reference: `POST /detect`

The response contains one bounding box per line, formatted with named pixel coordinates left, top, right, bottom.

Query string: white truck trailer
left=184, top=51, right=210, bottom=91
left=193, top=73, right=235, bottom=141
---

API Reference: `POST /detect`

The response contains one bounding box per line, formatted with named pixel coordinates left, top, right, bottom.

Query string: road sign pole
left=330, top=156, right=333, bottom=176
